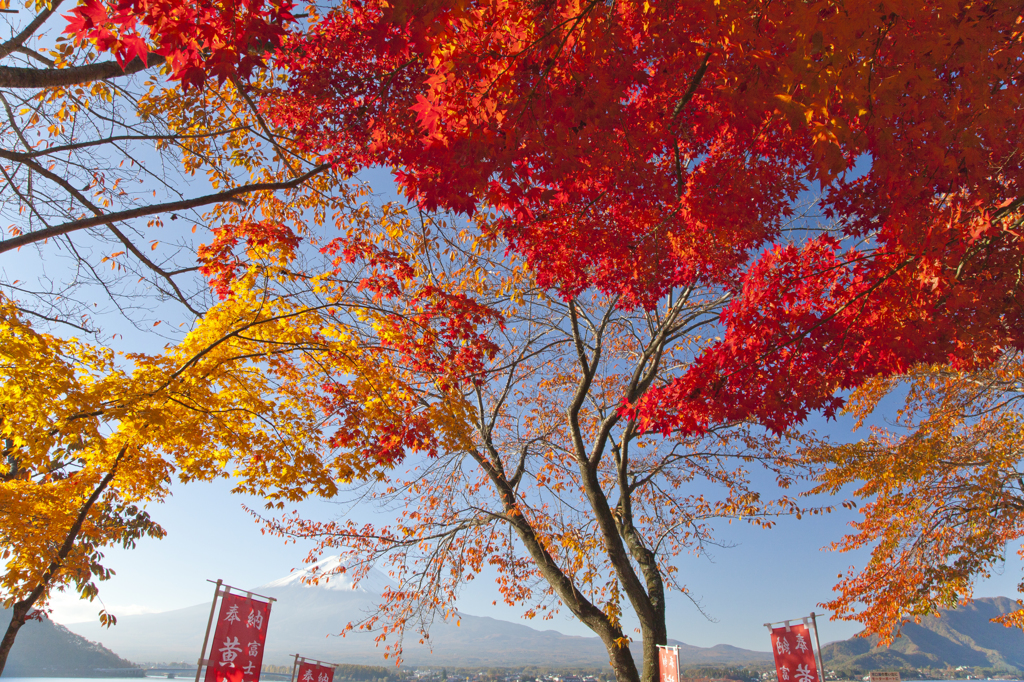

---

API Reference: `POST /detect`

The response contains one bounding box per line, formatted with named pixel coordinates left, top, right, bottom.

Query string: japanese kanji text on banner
left=657, top=646, right=679, bottom=682
left=296, top=661, right=335, bottom=682
left=770, top=624, right=819, bottom=682
left=205, top=592, right=272, bottom=682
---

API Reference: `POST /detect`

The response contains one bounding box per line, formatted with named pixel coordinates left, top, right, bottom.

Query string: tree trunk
left=0, top=599, right=34, bottom=676
left=607, top=637, right=642, bottom=682
left=639, top=616, right=668, bottom=682
left=473, top=448, right=642, bottom=682
left=621, top=530, right=667, bottom=682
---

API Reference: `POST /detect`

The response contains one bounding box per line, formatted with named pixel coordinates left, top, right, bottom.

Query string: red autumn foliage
left=198, top=220, right=303, bottom=299
left=63, top=0, right=295, bottom=87
left=64, top=0, right=1024, bottom=434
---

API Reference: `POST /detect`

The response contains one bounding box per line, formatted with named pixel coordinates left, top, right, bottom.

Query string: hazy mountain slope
left=1, top=608, right=138, bottom=676
left=67, top=558, right=771, bottom=667
left=821, top=597, right=1024, bottom=672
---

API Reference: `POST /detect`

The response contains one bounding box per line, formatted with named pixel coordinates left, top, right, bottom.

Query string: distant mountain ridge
left=68, top=557, right=771, bottom=668
left=821, top=597, right=1024, bottom=673
left=1, top=608, right=139, bottom=677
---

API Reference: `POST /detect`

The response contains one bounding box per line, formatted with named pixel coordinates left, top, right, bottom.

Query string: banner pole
left=195, top=579, right=224, bottom=682
left=290, top=654, right=300, bottom=682
left=810, top=612, right=826, bottom=682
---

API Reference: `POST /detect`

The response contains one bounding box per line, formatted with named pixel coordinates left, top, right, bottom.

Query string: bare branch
left=0, top=163, right=330, bottom=255
left=0, top=1, right=65, bottom=60
left=0, top=54, right=166, bottom=89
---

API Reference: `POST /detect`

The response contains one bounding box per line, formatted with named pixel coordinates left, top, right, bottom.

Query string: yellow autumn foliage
left=0, top=284, right=376, bottom=614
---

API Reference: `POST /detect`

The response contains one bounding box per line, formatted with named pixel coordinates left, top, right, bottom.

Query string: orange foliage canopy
left=65, top=0, right=1024, bottom=438
left=809, top=355, right=1024, bottom=641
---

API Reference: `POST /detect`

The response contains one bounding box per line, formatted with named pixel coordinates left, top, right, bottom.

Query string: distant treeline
left=263, top=665, right=295, bottom=674
left=333, top=664, right=401, bottom=681
left=680, top=666, right=767, bottom=681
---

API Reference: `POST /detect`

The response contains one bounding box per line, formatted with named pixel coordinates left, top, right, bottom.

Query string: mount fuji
left=66, top=557, right=771, bottom=668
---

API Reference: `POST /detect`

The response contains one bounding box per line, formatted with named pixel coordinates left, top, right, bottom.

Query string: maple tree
left=254, top=215, right=824, bottom=682
left=263, top=0, right=1024, bottom=437
left=807, top=352, right=1024, bottom=643
left=59, top=0, right=1024, bottom=439
left=0, top=0, right=480, bottom=672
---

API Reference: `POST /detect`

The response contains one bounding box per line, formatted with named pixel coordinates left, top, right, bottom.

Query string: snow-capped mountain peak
left=258, top=555, right=394, bottom=594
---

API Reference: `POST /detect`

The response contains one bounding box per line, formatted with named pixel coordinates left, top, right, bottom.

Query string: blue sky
left=44, top=405, right=1024, bottom=654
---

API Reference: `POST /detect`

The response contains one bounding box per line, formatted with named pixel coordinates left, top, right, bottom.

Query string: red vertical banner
left=658, top=646, right=679, bottom=682
left=316, top=665, right=335, bottom=682
left=297, top=662, right=334, bottom=682
left=296, top=661, right=318, bottom=682
left=204, top=592, right=272, bottom=682
left=770, top=624, right=819, bottom=682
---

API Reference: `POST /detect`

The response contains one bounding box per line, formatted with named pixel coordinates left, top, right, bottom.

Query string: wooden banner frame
left=195, top=579, right=278, bottom=682
left=763, top=612, right=826, bottom=682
